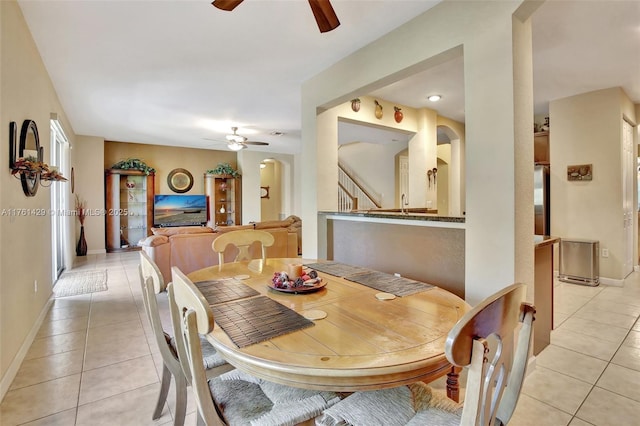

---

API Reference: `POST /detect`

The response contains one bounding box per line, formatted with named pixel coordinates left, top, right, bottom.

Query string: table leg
left=446, top=366, right=461, bottom=402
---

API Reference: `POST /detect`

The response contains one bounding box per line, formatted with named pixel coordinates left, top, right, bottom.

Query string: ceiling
left=18, top=1, right=640, bottom=154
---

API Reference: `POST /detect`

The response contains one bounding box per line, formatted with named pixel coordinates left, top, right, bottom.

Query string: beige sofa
left=140, top=216, right=301, bottom=283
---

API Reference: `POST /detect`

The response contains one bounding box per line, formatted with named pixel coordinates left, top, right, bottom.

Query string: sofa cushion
left=214, top=224, right=255, bottom=233
left=151, top=226, right=214, bottom=236
left=141, top=235, right=169, bottom=247
left=169, top=233, right=219, bottom=276
left=253, top=218, right=294, bottom=230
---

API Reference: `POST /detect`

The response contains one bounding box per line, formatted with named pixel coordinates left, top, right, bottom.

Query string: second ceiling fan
left=206, top=127, right=270, bottom=151
left=211, top=0, right=340, bottom=33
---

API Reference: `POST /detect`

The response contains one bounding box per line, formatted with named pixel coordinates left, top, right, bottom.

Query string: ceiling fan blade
left=211, top=0, right=244, bottom=12
left=244, top=141, right=269, bottom=146
left=308, top=0, right=340, bottom=33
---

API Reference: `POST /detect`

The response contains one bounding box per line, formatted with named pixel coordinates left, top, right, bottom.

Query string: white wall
left=550, top=87, right=638, bottom=282
left=339, top=141, right=406, bottom=208
left=238, top=150, right=296, bottom=224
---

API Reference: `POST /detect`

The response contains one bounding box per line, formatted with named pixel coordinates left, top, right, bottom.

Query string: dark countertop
left=319, top=210, right=465, bottom=224
left=534, top=235, right=560, bottom=248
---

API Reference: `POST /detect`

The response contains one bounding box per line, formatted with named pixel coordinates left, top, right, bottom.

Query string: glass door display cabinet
left=105, top=169, right=155, bottom=252
left=204, top=174, right=242, bottom=227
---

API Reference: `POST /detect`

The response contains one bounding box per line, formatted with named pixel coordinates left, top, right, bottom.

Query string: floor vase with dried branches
left=76, top=195, right=87, bottom=256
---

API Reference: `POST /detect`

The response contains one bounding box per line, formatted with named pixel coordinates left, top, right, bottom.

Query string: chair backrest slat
left=168, top=266, right=224, bottom=425
left=211, top=229, right=275, bottom=265
left=139, top=252, right=179, bottom=369
left=446, top=283, right=535, bottom=426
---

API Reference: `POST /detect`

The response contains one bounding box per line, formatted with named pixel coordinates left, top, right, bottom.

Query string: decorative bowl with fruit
left=269, top=269, right=325, bottom=293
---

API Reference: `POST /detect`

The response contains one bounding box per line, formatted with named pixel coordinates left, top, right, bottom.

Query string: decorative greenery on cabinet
left=206, top=162, right=240, bottom=177
left=111, top=158, right=156, bottom=175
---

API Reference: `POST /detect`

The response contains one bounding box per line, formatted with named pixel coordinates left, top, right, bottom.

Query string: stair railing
left=338, top=163, right=381, bottom=211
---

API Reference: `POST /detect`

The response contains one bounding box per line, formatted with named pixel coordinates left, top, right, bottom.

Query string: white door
left=51, top=119, right=69, bottom=280
left=399, top=155, right=409, bottom=207
left=622, top=119, right=634, bottom=276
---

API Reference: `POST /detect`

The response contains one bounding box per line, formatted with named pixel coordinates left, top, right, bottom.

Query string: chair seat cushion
left=209, top=369, right=340, bottom=426
left=316, top=382, right=461, bottom=426
left=169, top=334, right=227, bottom=369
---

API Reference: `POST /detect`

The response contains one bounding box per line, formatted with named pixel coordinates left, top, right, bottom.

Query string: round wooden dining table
left=188, top=258, right=470, bottom=396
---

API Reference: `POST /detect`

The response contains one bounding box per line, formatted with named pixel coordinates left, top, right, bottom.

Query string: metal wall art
left=374, top=100, right=383, bottom=119
left=394, top=106, right=403, bottom=123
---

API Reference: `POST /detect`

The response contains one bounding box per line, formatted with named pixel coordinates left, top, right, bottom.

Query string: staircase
left=338, top=163, right=381, bottom=212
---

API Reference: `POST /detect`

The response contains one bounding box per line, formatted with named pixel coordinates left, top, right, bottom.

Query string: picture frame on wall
left=260, top=186, right=270, bottom=199
left=9, top=121, right=17, bottom=169
left=567, top=164, right=592, bottom=181
left=167, top=168, right=194, bottom=193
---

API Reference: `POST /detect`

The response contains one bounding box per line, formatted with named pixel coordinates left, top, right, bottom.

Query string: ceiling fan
left=205, top=127, right=270, bottom=151
left=211, top=0, right=340, bottom=33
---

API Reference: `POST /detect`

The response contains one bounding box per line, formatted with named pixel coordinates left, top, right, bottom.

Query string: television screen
left=153, top=194, right=208, bottom=227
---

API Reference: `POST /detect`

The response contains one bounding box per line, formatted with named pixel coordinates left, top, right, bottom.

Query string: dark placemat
left=211, top=296, right=315, bottom=348
left=194, top=279, right=259, bottom=305
left=303, top=261, right=370, bottom=277
left=344, top=271, right=434, bottom=297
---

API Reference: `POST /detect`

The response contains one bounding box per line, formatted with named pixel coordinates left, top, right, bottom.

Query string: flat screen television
left=153, top=194, right=208, bottom=227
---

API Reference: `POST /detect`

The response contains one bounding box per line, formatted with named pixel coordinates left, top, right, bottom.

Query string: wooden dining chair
left=316, top=283, right=535, bottom=426
left=211, top=229, right=274, bottom=265
left=168, top=266, right=340, bottom=425
left=139, top=252, right=231, bottom=425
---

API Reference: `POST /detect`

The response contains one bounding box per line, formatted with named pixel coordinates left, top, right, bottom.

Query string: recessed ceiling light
left=427, top=95, right=442, bottom=102
left=270, top=131, right=285, bottom=136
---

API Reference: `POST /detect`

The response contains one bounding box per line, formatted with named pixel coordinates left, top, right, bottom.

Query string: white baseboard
left=599, top=277, right=624, bottom=287
left=0, top=296, right=54, bottom=402
left=554, top=269, right=623, bottom=287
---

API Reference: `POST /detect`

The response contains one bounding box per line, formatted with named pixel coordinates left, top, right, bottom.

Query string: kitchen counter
left=317, top=211, right=465, bottom=298
left=535, top=235, right=560, bottom=248
left=534, top=235, right=560, bottom=355
left=319, top=210, right=465, bottom=229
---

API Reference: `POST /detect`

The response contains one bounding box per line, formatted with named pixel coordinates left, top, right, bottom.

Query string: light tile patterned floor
left=0, top=252, right=639, bottom=425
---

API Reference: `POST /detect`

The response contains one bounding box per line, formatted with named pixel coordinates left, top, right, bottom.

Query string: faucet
left=401, top=193, right=408, bottom=214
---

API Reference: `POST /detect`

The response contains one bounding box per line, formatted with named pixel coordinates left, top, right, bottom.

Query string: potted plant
left=206, top=163, right=240, bottom=177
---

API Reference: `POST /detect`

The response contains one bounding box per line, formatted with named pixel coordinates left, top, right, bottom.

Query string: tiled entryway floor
left=1, top=252, right=639, bottom=425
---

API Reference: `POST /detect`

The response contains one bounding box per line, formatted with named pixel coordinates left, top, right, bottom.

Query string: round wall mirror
left=19, top=119, right=41, bottom=197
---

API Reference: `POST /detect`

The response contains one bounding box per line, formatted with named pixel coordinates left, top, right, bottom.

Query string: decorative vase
left=374, top=100, right=383, bottom=119
left=76, top=225, right=88, bottom=256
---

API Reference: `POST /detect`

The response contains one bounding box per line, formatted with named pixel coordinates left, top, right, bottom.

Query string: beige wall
left=550, top=87, right=638, bottom=282
left=0, top=0, right=76, bottom=397
left=260, top=160, right=283, bottom=221
left=303, top=0, right=537, bottom=304
left=105, top=141, right=237, bottom=196
left=75, top=136, right=105, bottom=254
left=437, top=116, right=466, bottom=216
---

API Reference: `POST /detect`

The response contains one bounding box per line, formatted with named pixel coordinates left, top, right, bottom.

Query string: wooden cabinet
left=205, top=174, right=241, bottom=227
left=534, top=131, right=550, bottom=164
left=105, top=169, right=155, bottom=252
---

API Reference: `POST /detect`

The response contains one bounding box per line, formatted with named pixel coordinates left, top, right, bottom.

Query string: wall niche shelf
left=105, top=169, right=155, bottom=252
left=205, top=173, right=241, bottom=227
